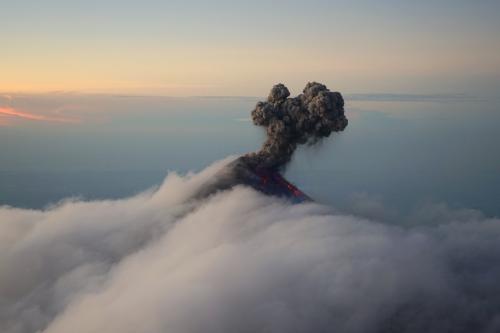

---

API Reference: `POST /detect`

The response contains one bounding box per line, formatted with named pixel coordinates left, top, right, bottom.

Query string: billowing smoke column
left=243, top=82, right=348, bottom=170
left=196, top=82, right=348, bottom=201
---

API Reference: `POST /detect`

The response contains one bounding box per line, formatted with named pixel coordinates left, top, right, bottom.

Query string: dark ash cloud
left=244, top=82, right=347, bottom=170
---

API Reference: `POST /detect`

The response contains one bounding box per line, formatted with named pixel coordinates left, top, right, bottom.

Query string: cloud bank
left=1, top=157, right=500, bottom=333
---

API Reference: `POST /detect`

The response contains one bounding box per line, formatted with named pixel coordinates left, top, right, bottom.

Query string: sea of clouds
left=1, top=157, right=500, bottom=333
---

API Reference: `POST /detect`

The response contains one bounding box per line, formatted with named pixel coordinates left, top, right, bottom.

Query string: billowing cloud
left=1, top=157, right=500, bottom=333
left=246, top=82, right=347, bottom=170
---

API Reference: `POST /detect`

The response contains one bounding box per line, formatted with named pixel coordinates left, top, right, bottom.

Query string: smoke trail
left=1, top=158, right=500, bottom=333
left=244, top=82, right=347, bottom=170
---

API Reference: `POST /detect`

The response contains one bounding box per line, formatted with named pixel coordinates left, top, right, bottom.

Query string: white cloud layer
left=1, top=157, right=500, bottom=333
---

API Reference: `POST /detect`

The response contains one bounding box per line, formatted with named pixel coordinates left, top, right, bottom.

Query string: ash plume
left=193, top=82, right=348, bottom=201
left=243, top=82, right=348, bottom=170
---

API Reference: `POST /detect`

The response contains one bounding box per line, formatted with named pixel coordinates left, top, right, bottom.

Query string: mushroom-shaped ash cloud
left=243, top=82, right=348, bottom=170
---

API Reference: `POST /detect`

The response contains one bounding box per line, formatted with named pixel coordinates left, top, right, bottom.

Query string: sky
left=2, top=0, right=500, bottom=96
left=1, top=93, right=499, bottom=217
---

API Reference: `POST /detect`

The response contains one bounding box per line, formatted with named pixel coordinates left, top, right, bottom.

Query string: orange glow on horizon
left=0, top=106, right=81, bottom=124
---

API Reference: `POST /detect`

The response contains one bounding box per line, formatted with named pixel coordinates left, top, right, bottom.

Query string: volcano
left=195, top=156, right=311, bottom=203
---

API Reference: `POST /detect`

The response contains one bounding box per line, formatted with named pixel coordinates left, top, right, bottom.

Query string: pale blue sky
left=1, top=0, right=499, bottom=95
